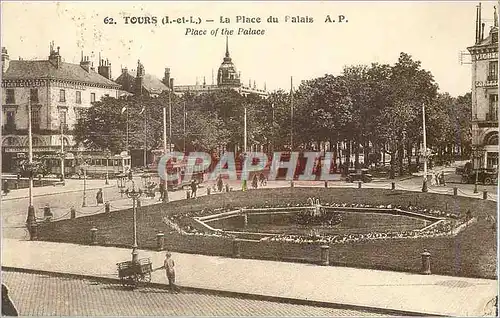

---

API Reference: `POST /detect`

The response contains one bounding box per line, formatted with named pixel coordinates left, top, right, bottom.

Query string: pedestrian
left=259, top=172, right=266, bottom=186
left=96, top=188, right=104, bottom=206
left=252, top=174, right=258, bottom=189
left=162, top=252, right=180, bottom=293
left=159, top=181, right=165, bottom=201
left=190, top=180, right=197, bottom=198
left=217, top=176, right=223, bottom=192
left=43, top=203, right=53, bottom=221
left=2, top=284, right=19, bottom=316
left=3, top=180, right=9, bottom=196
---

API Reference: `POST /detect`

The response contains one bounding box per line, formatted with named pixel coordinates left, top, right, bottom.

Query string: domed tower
left=217, top=36, right=241, bottom=87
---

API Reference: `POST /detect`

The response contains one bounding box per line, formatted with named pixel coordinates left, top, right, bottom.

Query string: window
left=488, top=94, right=498, bottom=121
left=5, top=111, right=15, bottom=132
left=488, top=61, right=498, bottom=81
left=30, top=89, right=39, bottom=103
left=59, top=110, right=67, bottom=129
left=59, top=89, right=66, bottom=102
left=31, top=110, right=40, bottom=130
left=76, top=91, right=82, bottom=104
left=90, top=93, right=96, bottom=103
left=493, top=32, right=498, bottom=44
left=6, top=89, right=15, bottom=104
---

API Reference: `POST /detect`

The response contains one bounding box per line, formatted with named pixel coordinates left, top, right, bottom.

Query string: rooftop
left=115, top=70, right=169, bottom=95
left=2, top=60, right=120, bottom=88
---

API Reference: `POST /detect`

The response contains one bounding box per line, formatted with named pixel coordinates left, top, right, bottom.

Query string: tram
left=44, top=152, right=131, bottom=178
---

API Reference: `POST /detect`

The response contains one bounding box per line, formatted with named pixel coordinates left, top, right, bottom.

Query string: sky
left=1, top=1, right=498, bottom=97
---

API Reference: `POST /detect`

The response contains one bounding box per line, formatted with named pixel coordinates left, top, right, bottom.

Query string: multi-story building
left=467, top=3, right=499, bottom=169
left=173, top=37, right=268, bottom=98
left=115, top=60, right=170, bottom=97
left=1, top=43, right=123, bottom=172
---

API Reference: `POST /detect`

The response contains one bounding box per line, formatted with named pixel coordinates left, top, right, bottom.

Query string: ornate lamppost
left=421, top=103, right=428, bottom=193
left=79, top=155, right=90, bottom=207
left=105, top=149, right=111, bottom=185
left=121, top=180, right=143, bottom=263
left=472, top=145, right=484, bottom=193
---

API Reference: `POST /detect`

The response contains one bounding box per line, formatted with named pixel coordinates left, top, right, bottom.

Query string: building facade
left=115, top=60, right=171, bottom=97
left=1, top=43, right=122, bottom=173
left=173, top=37, right=268, bottom=98
left=467, top=4, right=499, bottom=169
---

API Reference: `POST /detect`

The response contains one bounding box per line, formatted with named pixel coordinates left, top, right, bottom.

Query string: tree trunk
left=389, top=149, right=395, bottom=179
left=364, top=139, right=370, bottom=167
left=398, top=144, right=404, bottom=176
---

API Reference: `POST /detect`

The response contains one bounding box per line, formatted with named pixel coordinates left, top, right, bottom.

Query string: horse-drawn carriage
left=116, top=258, right=153, bottom=288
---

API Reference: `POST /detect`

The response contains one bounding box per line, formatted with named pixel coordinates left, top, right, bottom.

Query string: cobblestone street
left=2, top=270, right=389, bottom=316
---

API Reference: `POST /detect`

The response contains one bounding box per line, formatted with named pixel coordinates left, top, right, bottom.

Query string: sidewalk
left=2, top=238, right=497, bottom=317
left=1, top=179, right=116, bottom=201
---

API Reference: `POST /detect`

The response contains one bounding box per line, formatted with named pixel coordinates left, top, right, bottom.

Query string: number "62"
left=103, top=17, right=115, bottom=24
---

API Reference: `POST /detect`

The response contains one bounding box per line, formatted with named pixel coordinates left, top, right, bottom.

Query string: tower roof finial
left=225, top=35, right=229, bottom=58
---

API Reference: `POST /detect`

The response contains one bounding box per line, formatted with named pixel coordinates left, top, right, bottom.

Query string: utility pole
left=290, top=76, right=294, bottom=151
left=244, top=106, right=248, bottom=153
left=422, top=103, right=428, bottom=192
left=60, top=121, right=65, bottom=182
left=126, top=106, right=129, bottom=154
left=272, top=103, right=275, bottom=154
left=162, top=92, right=170, bottom=203
left=169, top=86, right=172, bottom=152
left=142, top=86, right=147, bottom=168
left=183, top=100, right=186, bottom=153
left=26, top=95, right=35, bottom=239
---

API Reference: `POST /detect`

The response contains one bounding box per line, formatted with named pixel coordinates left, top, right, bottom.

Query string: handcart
left=116, top=258, right=152, bottom=288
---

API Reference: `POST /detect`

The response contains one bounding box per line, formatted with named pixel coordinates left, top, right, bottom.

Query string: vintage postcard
left=1, top=1, right=498, bottom=317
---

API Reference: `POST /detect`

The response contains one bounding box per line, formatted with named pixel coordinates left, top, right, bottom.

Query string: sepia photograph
left=1, top=1, right=498, bottom=317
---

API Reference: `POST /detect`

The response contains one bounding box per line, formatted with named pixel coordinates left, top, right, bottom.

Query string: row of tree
left=74, top=52, right=471, bottom=176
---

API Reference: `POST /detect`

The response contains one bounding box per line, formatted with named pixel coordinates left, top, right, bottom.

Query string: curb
left=1, top=184, right=116, bottom=202
left=2, top=266, right=442, bottom=317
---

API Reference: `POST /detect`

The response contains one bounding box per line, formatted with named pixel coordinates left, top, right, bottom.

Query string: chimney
left=253, top=80, right=256, bottom=89
left=2, top=47, right=10, bottom=73
left=80, top=55, right=91, bottom=72
left=476, top=5, right=480, bottom=44
left=479, top=3, right=483, bottom=42
left=203, top=76, right=206, bottom=87
left=481, top=22, right=485, bottom=41
left=163, top=67, right=171, bottom=88
left=48, top=42, right=62, bottom=68
left=122, top=67, right=128, bottom=74
left=98, top=57, right=112, bottom=79
left=169, top=78, right=174, bottom=90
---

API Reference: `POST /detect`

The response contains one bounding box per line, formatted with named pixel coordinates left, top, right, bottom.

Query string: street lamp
left=79, top=156, right=89, bottom=207
left=421, top=103, right=428, bottom=193
left=105, top=150, right=111, bottom=185
left=60, top=121, right=65, bottom=182
left=121, top=180, right=143, bottom=263
left=472, top=145, right=484, bottom=193
left=25, top=96, right=36, bottom=240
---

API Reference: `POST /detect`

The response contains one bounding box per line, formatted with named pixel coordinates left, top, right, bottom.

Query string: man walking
left=190, top=180, right=197, bottom=198
left=159, top=181, right=165, bottom=201
left=96, top=188, right=104, bottom=206
left=162, top=252, right=180, bottom=293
